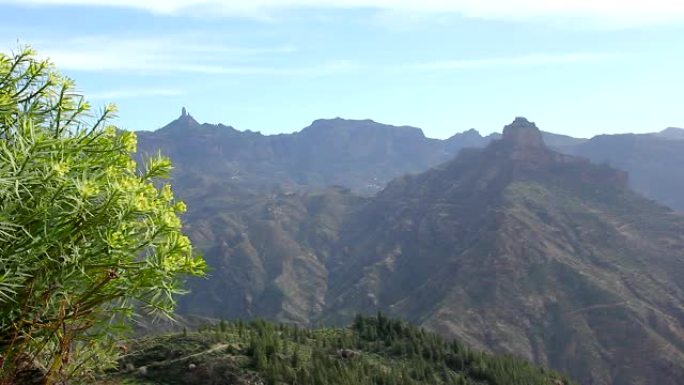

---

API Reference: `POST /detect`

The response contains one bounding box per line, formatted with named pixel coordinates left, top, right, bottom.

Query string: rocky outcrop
left=501, top=117, right=545, bottom=148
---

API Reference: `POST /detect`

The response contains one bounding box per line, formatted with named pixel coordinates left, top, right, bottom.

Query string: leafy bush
left=0, top=48, right=205, bottom=384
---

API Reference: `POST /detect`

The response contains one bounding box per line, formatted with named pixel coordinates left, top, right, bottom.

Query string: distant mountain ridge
left=137, top=109, right=684, bottom=210
left=137, top=111, right=493, bottom=195
left=558, top=132, right=684, bottom=211
left=654, top=127, right=684, bottom=140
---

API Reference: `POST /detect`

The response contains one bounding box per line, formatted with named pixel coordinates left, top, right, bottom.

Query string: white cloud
left=10, top=33, right=613, bottom=75
left=2, top=0, right=684, bottom=26
left=412, top=52, right=617, bottom=70
left=33, top=34, right=286, bottom=70
left=4, top=30, right=616, bottom=76
left=8, top=34, right=355, bottom=76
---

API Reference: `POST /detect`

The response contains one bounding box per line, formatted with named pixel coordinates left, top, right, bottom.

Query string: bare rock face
left=498, top=117, right=553, bottom=169
left=502, top=117, right=545, bottom=148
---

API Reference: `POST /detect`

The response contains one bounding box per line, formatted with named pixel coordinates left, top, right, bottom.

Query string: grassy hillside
left=101, top=315, right=574, bottom=385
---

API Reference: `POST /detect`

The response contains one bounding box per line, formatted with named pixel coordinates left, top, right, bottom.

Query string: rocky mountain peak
left=461, top=128, right=481, bottom=137
left=172, top=107, right=200, bottom=128
left=655, top=127, right=684, bottom=140
left=153, top=108, right=201, bottom=134
left=502, top=117, right=545, bottom=148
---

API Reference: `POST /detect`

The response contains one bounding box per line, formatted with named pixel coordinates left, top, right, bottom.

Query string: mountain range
left=138, top=110, right=684, bottom=211
left=135, top=113, right=684, bottom=385
left=136, top=112, right=489, bottom=195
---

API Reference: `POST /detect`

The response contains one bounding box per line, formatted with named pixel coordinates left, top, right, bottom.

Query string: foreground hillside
left=102, top=315, right=575, bottom=385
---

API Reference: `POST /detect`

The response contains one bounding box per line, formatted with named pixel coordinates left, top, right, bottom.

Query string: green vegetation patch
left=103, top=315, right=575, bottom=385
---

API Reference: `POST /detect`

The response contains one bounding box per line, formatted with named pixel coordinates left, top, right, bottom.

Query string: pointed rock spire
left=158, top=106, right=199, bottom=132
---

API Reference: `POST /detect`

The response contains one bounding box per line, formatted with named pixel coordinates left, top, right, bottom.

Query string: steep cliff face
left=502, top=117, right=546, bottom=148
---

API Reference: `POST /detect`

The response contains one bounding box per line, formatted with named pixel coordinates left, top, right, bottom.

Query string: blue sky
left=1, top=0, right=683, bottom=138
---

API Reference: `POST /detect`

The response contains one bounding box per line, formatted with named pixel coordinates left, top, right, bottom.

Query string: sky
left=1, top=0, right=683, bottom=139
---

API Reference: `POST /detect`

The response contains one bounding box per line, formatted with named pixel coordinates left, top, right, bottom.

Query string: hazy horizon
left=147, top=109, right=683, bottom=142
left=2, top=0, right=683, bottom=138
